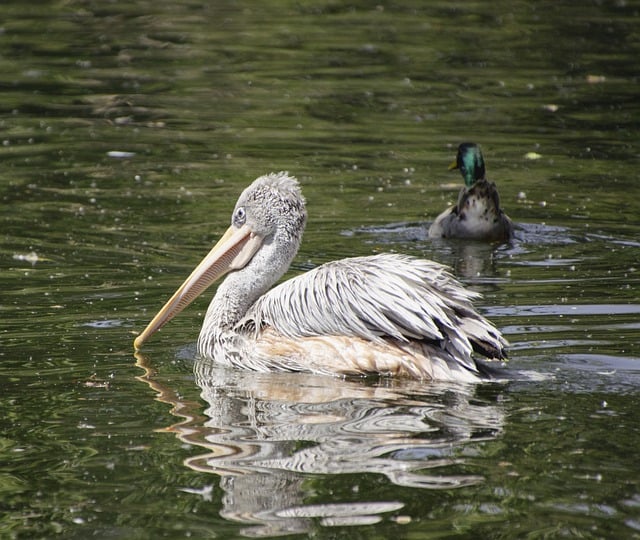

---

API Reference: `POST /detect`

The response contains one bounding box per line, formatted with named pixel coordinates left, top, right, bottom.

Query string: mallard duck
left=428, top=143, right=513, bottom=242
left=134, top=172, right=507, bottom=382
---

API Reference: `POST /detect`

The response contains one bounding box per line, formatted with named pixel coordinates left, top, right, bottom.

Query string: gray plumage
left=191, top=172, right=507, bottom=381
left=134, top=172, right=507, bottom=381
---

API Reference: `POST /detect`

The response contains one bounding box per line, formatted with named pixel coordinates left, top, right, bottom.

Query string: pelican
left=428, top=143, right=514, bottom=242
left=134, top=172, right=508, bottom=381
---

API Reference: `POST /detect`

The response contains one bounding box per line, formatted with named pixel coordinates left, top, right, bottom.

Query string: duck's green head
left=449, top=142, right=486, bottom=187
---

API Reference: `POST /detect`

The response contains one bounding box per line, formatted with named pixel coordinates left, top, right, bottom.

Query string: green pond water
left=1, top=1, right=639, bottom=538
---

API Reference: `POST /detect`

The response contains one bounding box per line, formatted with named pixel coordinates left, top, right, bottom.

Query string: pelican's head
left=134, top=171, right=307, bottom=350
left=449, top=142, right=486, bottom=187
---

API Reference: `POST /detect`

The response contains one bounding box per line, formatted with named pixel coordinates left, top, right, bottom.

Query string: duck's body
left=135, top=172, right=508, bottom=382
left=428, top=143, right=513, bottom=242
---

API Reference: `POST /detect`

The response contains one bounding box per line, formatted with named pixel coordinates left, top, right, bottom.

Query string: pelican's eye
left=233, top=206, right=246, bottom=226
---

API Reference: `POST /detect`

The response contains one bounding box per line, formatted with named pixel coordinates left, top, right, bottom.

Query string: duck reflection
left=136, top=354, right=505, bottom=537
left=427, top=238, right=505, bottom=281
left=352, top=221, right=511, bottom=281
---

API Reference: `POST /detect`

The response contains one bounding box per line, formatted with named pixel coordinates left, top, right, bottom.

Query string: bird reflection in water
left=136, top=354, right=506, bottom=537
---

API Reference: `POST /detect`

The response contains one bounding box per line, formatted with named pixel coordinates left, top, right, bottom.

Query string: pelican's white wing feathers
left=241, top=253, right=506, bottom=374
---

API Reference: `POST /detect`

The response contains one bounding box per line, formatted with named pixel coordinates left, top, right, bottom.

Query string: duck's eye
left=233, top=206, right=246, bottom=226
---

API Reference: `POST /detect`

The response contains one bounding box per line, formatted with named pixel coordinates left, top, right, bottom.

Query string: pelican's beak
left=448, top=159, right=459, bottom=171
left=133, top=223, right=263, bottom=350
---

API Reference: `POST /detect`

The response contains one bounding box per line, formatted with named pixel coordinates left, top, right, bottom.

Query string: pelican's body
left=429, top=143, right=514, bottom=242
left=135, top=172, right=507, bottom=382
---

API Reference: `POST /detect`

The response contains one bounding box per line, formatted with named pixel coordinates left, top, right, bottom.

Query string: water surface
left=1, top=1, right=639, bottom=538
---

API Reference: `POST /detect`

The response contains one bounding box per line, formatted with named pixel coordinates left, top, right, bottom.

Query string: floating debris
left=13, top=251, right=40, bottom=265
left=586, top=74, right=606, bottom=84
left=83, top=319, right=125, bottom=329
left=542, top=104, right=559, bottom=112
left=107, top=150, right=136, bottom=158
left=83, top=373, right=111, bottom=389
left=524, top=152, right=542, bottom=160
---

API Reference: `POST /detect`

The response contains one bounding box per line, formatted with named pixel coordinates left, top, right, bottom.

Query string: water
left=1, top=1, right=639, bottom=538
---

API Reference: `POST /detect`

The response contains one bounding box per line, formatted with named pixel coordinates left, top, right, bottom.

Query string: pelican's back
left=240, top=253, right=507, bottom=379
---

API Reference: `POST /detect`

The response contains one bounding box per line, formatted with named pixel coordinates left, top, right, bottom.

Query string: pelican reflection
left=136, top=354, right=506, bottom=537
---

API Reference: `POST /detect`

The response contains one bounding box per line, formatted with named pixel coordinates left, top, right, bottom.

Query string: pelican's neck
left=204, top=267, right=270, bottom=330
left=198, top=236, right=297, bottom=348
